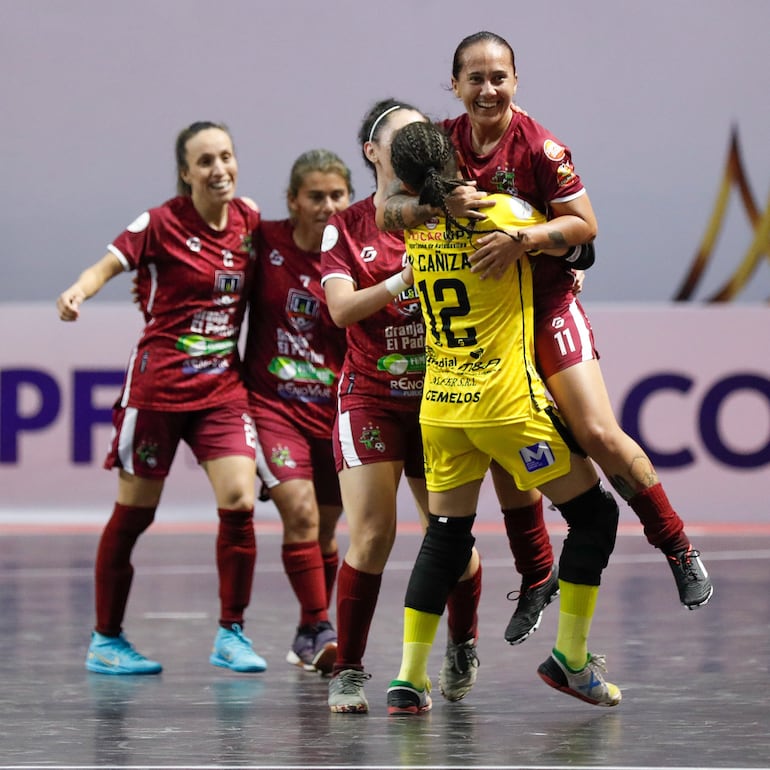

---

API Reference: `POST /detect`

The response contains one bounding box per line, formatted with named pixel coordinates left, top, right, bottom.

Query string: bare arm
left=469, top=193, right=598, bottom=279
left=323, top=265, right=413, bottom=328
left=374, top=178, right=442, bottom=232
left=56, top=252, right=125, bottom=321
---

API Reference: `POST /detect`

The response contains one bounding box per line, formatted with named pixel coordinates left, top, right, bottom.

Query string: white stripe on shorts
left=336, top=408, right=363, bottom=468
left=117, top=406, right=138, bottom=475
left=567, top=299, right=594, bottom=363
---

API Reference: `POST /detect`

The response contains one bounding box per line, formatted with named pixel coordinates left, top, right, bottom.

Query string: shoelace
left=586, top=653, right=609, bottom=674
left=336, top=670, right=371, bottom=692
left=114, top=637, right=148, bottom=662
left=226, top=624, right=254, bottom=649
left=506, top=574, right=555, bottom=603
left=669, top=549, right=702, bottom=582
left=449, top=641, right=478, bottom=673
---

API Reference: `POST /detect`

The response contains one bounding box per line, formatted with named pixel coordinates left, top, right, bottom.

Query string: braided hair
left=389, top=121, right=460, bottom=206
left=391, top=121, right=535, bottom=248
left=390, top=121, right=483, bottom=240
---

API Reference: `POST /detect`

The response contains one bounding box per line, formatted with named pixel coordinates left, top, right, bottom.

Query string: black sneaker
left=386, top=680, right=432, bottom=715
left=667, top=547, right=713, bottom=609
left=504, top=568, right=559, bottom=645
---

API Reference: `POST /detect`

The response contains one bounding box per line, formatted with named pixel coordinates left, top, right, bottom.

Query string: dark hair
left=452, top=31, right=516, bottom=80
left=287, top=148, right=354, bottom=203
left=390, top=122, right=459, bottom=208
left=174, top=121, right=232, bottom=196
left=357, top=98, right=424, bottom=175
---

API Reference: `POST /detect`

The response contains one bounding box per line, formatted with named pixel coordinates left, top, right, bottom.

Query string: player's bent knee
left=405, top=513, right=476, bottom=614
left=556, top=482, right=619, bottom=585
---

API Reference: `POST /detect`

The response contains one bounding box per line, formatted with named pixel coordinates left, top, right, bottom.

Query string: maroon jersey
left=244, top=218, right=346, bottom=439
left=108, top=196, right=258, bottom=411
left=320, top=196, right=425, bottom=412
left=440, top=109, right=585, bottom=307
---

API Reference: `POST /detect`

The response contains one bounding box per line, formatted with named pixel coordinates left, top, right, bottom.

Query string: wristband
left=384, top=272, right=409, bottom=297
left=563, top=242, right=595, bottom=270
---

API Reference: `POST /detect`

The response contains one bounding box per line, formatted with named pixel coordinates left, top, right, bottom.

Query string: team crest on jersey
left=286, top=288, right=319, bottom=332
left=543, top=140, right=566, bottom=162
left=240, top=232, right=255, bottom=257
left=269, top=248, right=284, bottom=266
left=214, top=270, right=243, bottom=306
left=359, top=423, right=386, bottom=453
left=136, top=441, right=159, bottom=469
left=393, top=285, right=422, bottom=318
left=491, top=166, right=517, bottom=195
left=520, top=442, right=556, bottom=473
left=271, top=445, right=297, bottom=469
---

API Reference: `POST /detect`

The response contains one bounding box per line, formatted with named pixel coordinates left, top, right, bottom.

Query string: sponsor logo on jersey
left=360, top=246, right=377, bottom=262
left=376, top=352, right=425, bottom=375
left=556, top=162, right=576, bottom=188
left=127, top=211, right=151, bottom=233
left=268, top=248, right=284, bottom=266
left=176, top=334, right=236, bottom=357
left=423, top=389, right=481, bottom=403
left=320, top=224, right=339, bottom=252
left=268, top=356, right=336, bottom=386
left=520, top=442, right=556, bottom=472
left=543, top=139, right=566, bottom=162
left=186, top=236, right=202, bottom=253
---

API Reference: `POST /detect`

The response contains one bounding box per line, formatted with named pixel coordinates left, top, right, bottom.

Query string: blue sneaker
left=210, top=624, right=267, bottom=673
left=85, top=631, right=162, bottom=675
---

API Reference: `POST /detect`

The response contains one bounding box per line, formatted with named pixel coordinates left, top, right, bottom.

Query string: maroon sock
left=282, top=541, right=328, bottom=627
left=322, top=549, right=339, bottom=609
left=501, top=498, right=553, bottom=586
left=333, top=561, right=381, bottom=675
left=446, top=561, right=482, bottom=644
left=216, top=507, right=256, bottom=628
left=94, top=503, right=156, bottom=636
left=629, top=483, right=688, bottom=554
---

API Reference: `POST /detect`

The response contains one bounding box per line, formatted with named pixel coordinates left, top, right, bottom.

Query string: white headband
left=367, top=105, right=402, bottom=144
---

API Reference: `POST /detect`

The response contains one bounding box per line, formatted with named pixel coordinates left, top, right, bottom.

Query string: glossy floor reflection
left=1, top=521, right=769, bottom=769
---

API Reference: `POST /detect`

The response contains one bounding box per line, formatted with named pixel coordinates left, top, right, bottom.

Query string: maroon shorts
left=333, top=403, right=425, bottom=479
left=104, top=402, right=257, bottom=479
left=535, top=295, right=599, bottom=380
left=253, top=411, right=342, bottom=507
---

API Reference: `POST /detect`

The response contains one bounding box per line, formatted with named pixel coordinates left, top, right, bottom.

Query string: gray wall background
left=2, top=0, right=769, bottom=304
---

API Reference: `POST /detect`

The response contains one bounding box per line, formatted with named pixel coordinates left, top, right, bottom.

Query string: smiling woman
left=55, top=121, right=268, bottom=678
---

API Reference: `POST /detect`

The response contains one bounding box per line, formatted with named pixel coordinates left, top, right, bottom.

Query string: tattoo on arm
left=383, top=200, right=408, bottom=231
left=547, top=230, right=568, bottom=247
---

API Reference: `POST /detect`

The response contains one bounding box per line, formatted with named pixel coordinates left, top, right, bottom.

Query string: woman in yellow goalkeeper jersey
left=383, top=120, right=622, bottom=715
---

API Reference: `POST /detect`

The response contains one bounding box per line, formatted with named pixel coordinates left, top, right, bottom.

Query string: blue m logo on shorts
left=520, top=442, right=556, bottom=472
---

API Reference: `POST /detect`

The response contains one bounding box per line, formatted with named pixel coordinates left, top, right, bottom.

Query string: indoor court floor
left=1, top=514, right=769, bottom=770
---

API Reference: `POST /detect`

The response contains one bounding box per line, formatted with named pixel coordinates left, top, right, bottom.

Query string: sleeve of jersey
left=528, top=122, right=585, bottom=205
left=107, top=209, right=156, bottom=271
left=319, top=220, right=355, bottom=287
